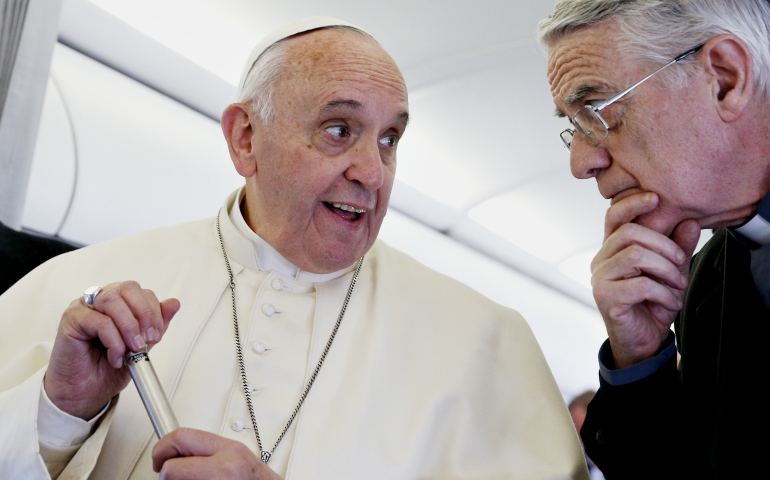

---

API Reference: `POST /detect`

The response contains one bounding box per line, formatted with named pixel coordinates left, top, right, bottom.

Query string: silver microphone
left=125, top=351, right=179, bottom=438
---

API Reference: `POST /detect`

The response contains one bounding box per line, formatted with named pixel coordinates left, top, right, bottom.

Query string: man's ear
left=701, top=34, right=754, bottom=123
left=221, top=103, right=258, bottom=178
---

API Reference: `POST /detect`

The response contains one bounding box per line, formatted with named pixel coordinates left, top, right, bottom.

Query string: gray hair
left=538, top=0, right=770, bottom=100
left=237, top=26, right=379, bottom=122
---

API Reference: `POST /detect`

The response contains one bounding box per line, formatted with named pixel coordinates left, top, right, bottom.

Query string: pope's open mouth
left=323, top=202, right=366, bottom=221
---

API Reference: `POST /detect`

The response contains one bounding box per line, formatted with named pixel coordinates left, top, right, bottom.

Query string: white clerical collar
left=219, top=188, right=357, bottom=283
left=733, top=193, right=770, bottom=247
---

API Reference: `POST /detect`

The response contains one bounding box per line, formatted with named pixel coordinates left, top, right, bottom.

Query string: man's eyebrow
left=554, top=84, right=602, bottom=117
left=564, top=84, right=601, bottom=106
left=397, top=111, right=410, bottom=126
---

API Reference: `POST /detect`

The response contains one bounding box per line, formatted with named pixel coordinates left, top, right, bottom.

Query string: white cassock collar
left=732, top=193, right=770, bottom=247
left=218, top=188, right=357, bottom=283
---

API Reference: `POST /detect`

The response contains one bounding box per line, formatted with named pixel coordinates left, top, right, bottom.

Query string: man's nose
left=570, top=133, right=611, bottom=179
left=345, top=137, right=384, bottom=190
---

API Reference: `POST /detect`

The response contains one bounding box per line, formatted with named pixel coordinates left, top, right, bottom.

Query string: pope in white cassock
left=0, top=17, right=588, bottom=480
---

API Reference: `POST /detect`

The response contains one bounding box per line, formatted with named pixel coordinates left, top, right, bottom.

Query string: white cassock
left=0, top=189, right=588, bottom=479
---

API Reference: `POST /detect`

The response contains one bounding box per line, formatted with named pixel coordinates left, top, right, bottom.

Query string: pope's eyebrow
left=320, top=99, right=410, bottom=127
left=320, top=99, right=363, bottom=114
left=555, top=84, right=602, bottom=117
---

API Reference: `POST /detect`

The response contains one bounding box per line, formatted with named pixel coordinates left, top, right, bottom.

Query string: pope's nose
left=345, top=139, right=384, bottom=190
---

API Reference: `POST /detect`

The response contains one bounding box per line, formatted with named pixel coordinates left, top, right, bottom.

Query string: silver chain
left=216, top=214, right=363, bottom=464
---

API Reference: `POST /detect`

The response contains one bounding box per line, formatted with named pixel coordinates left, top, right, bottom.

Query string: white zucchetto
left=237, top=16, right=367, bottom=98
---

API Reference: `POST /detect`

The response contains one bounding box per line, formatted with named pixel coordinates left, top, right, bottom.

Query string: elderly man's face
left=548, top=22, right=753, bottom=235
left=244, top=29, right=408, bottom=273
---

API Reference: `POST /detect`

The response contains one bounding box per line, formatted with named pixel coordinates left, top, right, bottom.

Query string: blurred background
left=1, top=0, right=711, bottom=400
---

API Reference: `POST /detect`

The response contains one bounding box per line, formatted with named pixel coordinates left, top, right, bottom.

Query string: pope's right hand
left=591, top=192, right=700, bottom=369
left=44, top=281, right=180, bottom=420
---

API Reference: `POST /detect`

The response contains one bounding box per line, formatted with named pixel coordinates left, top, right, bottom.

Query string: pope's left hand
left=152, top=428, right=283, bottom=480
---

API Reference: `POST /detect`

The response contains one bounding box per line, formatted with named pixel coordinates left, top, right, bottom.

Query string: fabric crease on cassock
left=0, top=190, right=588, bottom=479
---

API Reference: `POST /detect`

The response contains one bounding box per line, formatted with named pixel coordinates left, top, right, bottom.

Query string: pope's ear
left=221, top=103, right=258, bottom=178
left=702, top=34, right=754, bottom=123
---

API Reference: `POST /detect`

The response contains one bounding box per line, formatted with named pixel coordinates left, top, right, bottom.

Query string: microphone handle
left=125, top=351, right=180, bottom=438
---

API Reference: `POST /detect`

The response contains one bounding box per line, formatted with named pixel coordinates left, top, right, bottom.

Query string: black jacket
left=582, top=229, right=770, bottom=479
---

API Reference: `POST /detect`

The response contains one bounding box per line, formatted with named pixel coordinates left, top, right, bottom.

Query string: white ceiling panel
left=397, top=55, right=567, bottom=210
left=49, top=44, right=243, bottom=245
left=558, top=248, right=597, bottom=289
left=88, top=0, right=558, bottom=86
left=468, top=173, right=608, bottom=264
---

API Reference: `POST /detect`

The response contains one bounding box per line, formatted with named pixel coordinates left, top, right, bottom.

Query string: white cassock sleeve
left=0, top=344, right=116, bottom=479
left=38, top=384, right=111, bottom=478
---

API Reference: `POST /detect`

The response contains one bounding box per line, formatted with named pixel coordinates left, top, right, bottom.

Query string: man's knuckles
left=620, top=243, right=648, bottom=265
left=593, top=275, right=659, bottom=308
left=606, top=223, right=685, bottom=265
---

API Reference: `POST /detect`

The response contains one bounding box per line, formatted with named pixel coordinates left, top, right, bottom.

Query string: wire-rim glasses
left=560, top=44, right=703, bottom=151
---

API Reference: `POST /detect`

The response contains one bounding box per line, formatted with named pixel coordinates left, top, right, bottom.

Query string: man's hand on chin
left=152, top=429, right=284, bottom=480
left=591, top=191, right=701, bottom=369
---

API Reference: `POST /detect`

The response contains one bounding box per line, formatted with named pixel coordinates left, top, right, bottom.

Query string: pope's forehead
left=279, top=29, right=408, bottom=103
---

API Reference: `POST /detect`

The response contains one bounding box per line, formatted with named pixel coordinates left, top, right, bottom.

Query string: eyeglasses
left=560, top=44, right=703, bottom=151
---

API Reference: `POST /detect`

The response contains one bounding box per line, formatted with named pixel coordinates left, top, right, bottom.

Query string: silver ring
left=83, top=286, right=103, bottom=308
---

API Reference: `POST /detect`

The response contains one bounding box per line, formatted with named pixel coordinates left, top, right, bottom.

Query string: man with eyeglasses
left=539, top=1, right=770, bottom=478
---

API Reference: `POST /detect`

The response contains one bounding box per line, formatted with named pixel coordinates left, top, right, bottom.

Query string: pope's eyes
left=325, top=125, right=349, bottom=138
left=379, top=135, right=398, bottom=148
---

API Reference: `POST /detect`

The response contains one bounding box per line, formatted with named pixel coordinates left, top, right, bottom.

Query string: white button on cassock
left=271, top=279, right=285, bottom=291
left=231, top=419, right=245, bottom=432
left=262, top=303, right=276, bottom=316
left=253, top=342, right=267, bottom=354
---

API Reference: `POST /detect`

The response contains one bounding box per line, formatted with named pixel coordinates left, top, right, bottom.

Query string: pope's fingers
left=593, top=243, right=688, bottom=291
left=92, top=282, right=148, bottom=352
left=62, top=302, right=127, bottom=369
left=156, top=454, right=279, bottom=480
left=119, top=282, right=164, bottom=346
left=159, top=298, right=181, bottom=333
left=157, top=457, right=215, bottom=480
left=142, top=288, right=163, bottom=341
left=593, top=222, right=687, bottom=272
left=152, top=428, right=226, bottom=471
left=154, top=430, right=280, bottom=480
left=603, top=191, right=658, bottom=240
